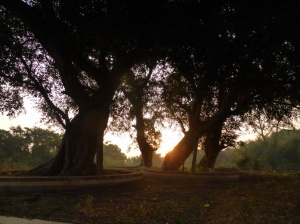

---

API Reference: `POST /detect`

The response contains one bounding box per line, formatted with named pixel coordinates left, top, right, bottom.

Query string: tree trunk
left=132, top=96, right=155, bottom=168
left=140, top=145, right=153, bottom=167
left=137, top=133, right=154, bottom=167
left=27, top=61, right=127, bottom=176
left=29, top=108, right=110, bottom=176
left=191, top=147, right=198, bottom=172
left=198, top=125, right=224, bottom=170
left=198, top=155, right=208, bottom=171
left=96, top=134, right=104, bottom=174
left=198, top=152, right=219, bottom=171
left=162, top=131, right=199, bottom=170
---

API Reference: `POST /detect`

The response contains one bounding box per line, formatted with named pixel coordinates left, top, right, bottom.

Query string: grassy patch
left=0, top=172, right=300, bottom=224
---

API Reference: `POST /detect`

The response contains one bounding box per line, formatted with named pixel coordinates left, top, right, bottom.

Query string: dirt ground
left=0, top=171, right=300, bottom=224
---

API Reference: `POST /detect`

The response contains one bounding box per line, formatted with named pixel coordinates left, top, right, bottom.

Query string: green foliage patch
left=0, top=126, right=61, bottom=171
left=216, top=129, right=300, bottom=173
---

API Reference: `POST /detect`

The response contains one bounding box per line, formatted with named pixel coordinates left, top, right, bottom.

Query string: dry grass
left=0, top=171, right=299, bottom=224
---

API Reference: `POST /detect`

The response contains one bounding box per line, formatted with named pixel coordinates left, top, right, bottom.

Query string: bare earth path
left=0, top=171, right=299, bottom=224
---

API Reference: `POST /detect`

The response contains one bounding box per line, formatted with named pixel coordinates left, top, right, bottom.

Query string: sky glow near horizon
left=0, top=98, right=263, bottom=158
left=0, top=98, right=184, bottom=157
left=0, top=98, right=43, bottom=130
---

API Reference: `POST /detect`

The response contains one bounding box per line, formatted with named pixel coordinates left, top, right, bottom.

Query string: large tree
left=0, top=0, right=153, bottom=175
left=162, top=1, right=300, bottom=170
left=0, top=0, right=202, bottom=175
left=118, top=64, right=162, bottom=167
left=2, top=0, right=300, bottom=175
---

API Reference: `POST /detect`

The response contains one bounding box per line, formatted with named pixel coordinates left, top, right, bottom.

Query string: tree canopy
left=162, top=0, right=300, bottom=170
left=0, top=0, right=180, bottom=175
left=1, top=1, right=300, bottom=175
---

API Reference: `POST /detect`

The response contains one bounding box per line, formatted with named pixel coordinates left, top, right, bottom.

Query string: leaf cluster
left=0, top=126, right=62, bottom=169
left=1, top=1, right=300, bottom=152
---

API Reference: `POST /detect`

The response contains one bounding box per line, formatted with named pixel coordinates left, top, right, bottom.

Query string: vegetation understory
left=0, top=171, right=299, bottom=224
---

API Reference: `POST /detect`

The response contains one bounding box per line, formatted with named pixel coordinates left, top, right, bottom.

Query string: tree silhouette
left=1, top=1, right=300, bottom=175
left=162, top=1, right=300, bottom=170
left=0, top=0, right=199, bottom=175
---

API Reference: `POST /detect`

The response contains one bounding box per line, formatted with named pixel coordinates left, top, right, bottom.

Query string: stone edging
left=0, top=168, right=143, bottom=191
left=139, top=167, right=240, bottom=181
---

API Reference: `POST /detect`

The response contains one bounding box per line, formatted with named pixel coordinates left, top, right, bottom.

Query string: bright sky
left=0, top=98, right=181, bottom=157
left=0, top=98, right=43, bottom=130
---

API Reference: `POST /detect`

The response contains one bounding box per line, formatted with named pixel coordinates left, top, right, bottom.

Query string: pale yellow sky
left=0, top=98, right=43, bottom=130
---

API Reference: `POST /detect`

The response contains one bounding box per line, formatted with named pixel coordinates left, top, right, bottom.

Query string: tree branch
left=0, top=0, right=91, bottom=108
left=18, top=54, right=70, bottom=128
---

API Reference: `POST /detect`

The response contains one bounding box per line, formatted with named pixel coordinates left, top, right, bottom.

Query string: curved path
left=139, top=166, right=240, bottom=181
left=0, top=216, right=71, bottom=224
left=0, top=168, right=143, bottom=192
left=0, top=167, right=239, bottom=192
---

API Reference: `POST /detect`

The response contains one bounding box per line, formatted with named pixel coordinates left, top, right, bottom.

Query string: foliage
left=0, top=7, right=71, bottom=128
left=161, top=0, right=300, bottom=169
left=127, top=152, right=165, bottom=167
left=242, top=108, right=298, bottom=141
left=0, top=126, right=62, bottom=170
left=0, top=128, right=131, bottom=170
left=0, top=8, right=24, bottom=117
left=109, top=64, right=164, bottom=153
left=1, top=0, right=194, bottom=174
left=216, top=129, right=300, bottom=173
left=1, top=1, right=300, bottom=173
left=28, top=127, right=62, bottom=164
left=103, top=143, right=128, bottom=167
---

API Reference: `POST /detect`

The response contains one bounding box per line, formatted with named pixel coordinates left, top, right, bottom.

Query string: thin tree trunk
left=191, top=147, right=198, bottom=172
left=198, top=155, right=208, bottom=171
left=137, top=136, right=154, bottom=167
left=133, top=98, right=155, bottom=168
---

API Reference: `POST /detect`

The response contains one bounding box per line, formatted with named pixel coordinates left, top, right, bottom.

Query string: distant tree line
left=133, top=128, right=300, bottom=173
left=0, top=126, right=61, bottom=170
left=0, top=127, right=131, bottom=171
left=1, top=126, right=300, bottom=173
left=216, top=129, right=300, bottom=173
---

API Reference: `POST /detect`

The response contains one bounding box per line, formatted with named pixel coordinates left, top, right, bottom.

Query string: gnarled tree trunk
left=136, top=114, right=155, bottom=167
left=162, top=118, right=227, bottom=171
left=198, top=124, right=225, bottom=170
left=162, top=131, right=200, bottom=170
left=29, top=107, right=110, bottom=176
left=27, top=57, right=129, bottom=176
left=122, top=69, right=155, bottom=168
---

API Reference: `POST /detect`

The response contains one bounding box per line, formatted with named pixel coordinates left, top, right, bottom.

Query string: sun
left=156, top=129, right=183, bottom=156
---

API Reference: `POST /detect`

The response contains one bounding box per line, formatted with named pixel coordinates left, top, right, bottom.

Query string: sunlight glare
left=156, top=129, right=183, bottom=156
